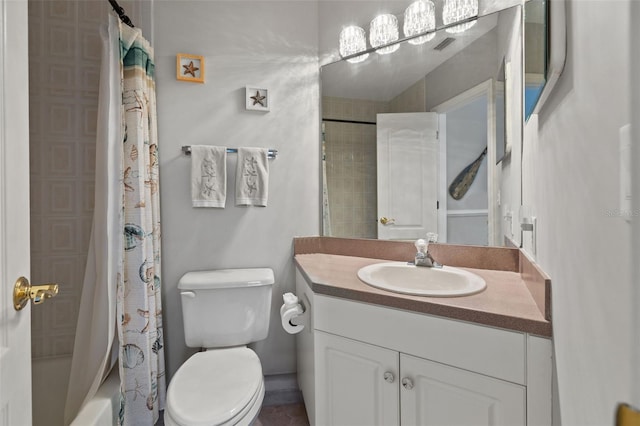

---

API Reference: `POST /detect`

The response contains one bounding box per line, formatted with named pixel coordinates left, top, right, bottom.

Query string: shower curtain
left=322, top=122, right=332, bottom=235
left=65, top=13, right=166, bottom=425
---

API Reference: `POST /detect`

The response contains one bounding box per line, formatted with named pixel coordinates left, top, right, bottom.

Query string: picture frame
left=176, top=53, right=205, bottom=83
left=245, top=86, right=270, bottom=112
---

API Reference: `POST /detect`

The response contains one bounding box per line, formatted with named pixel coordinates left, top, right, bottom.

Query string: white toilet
left=164, top=268, right=274, bottom=426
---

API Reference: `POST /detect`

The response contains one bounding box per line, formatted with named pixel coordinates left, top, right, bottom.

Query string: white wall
left=424, top=29, right=499, bottom=111
left=522, top=1, right=633, bottom=424
left=154, top=1, right=319, bottom=379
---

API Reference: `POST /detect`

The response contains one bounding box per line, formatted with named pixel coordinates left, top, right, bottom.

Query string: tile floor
left=157, top=403, right=309, bottom=426
left=256, top=403, right=310, bottom=426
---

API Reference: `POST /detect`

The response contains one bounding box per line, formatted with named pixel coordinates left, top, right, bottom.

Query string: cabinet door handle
left=383, top=372, right=395, bottom=383
left=401, top=377, right=414, bottom=390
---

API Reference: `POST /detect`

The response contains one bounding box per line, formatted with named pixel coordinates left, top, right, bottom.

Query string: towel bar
left=182, top=146, right=278, bottom=159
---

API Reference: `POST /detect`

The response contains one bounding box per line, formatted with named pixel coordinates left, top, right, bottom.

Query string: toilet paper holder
left=289, top=301, right=308, bottom=326
left=280, top=292, right=308, bottom=329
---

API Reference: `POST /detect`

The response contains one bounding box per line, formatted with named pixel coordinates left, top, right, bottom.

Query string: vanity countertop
left=294, top=252, right=552, bottom=337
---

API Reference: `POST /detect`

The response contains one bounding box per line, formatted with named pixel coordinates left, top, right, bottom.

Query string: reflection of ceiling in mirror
left=321, top=12, right=498, bottom=101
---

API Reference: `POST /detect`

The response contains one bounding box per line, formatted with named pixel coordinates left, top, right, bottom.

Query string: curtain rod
left=323, top=118, right=376, bottom=126
left=108, top=0, right=134, bottom=28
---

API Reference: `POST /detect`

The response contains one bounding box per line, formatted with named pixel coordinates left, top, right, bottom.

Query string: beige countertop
left=295, top=252, right=552, bottom=337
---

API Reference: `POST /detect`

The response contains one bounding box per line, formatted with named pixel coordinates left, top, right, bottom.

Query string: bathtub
left=32, top=356, right=71, bottom=426
left=70, top=367, right=120, bottom=426
left=32, top=356, right=120, bottom=426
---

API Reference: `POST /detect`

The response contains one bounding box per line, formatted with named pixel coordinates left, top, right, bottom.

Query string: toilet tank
left=179, top=268, right=274, bottom=348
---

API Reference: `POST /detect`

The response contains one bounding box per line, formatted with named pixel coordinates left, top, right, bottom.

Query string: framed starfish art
left=245, top=86, right=270, bottom=112
left=176, top=53, right=205, bottom=83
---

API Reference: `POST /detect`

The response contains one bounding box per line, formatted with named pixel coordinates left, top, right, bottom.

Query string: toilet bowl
left=164, top=348, right=264, bottom=426
left=164, top=268, right=274, bottom=426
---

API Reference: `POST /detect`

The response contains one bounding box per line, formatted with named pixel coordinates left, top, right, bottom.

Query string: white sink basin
left=357, top=262, right=486, bottom=297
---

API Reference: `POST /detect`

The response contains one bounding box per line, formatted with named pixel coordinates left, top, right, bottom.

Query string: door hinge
left=437, top=200, right=439, bottom=209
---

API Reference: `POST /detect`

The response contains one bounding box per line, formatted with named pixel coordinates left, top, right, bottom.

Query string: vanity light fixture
left=369, top=14, right=400, bottom=54
left=442, top=0, right=478, bottom=33
left=339, top=25, right=369, bottom=63
left=404, top=0, right=436, bottom=45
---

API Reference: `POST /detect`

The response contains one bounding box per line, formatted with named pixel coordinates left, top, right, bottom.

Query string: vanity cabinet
left=295, top=269, right=552, bottom=426
left=400, top=352, right=525, bottom=425
left=316, top=331, right=399, bottom=425
left=316, top=331, right=525, bottom=426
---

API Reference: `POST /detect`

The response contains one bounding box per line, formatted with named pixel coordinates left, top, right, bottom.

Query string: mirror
left=524, top=0, right=566, bottom=119
left=524, top=0, right=547, bottom=119
left=321, top=5, right=522, bottom=246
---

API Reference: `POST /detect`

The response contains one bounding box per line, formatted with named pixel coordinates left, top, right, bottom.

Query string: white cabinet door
left=377, top=113, right=439, bottom=240
left=400, top=354, right=526, bottom=426
left=316, top=331, right=400, bottom=426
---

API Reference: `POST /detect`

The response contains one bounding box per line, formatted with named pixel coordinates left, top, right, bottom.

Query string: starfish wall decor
left=176, top=53, right=205, bottom=83
left=182, top=61, right=199, bottom=77
left=250, top=91, right=266, bottom=106
left=245, top=87, right=270, bottom=111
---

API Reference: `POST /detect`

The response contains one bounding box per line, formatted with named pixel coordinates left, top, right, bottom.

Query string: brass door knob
left=13, top=276, right=59, bottom=311
left=379, top=217, right=396, bottom=225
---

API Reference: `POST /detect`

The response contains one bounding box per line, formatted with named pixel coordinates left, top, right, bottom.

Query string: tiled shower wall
left=28, top=0, right=107, bottom=359
left=323, top=97, right=388, bottom=239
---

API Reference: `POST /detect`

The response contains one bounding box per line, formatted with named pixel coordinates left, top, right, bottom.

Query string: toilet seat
left=165, top=347, right=264, bottom=426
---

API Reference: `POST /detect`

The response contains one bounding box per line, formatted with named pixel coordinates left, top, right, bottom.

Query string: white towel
left=236, top=147, right=269, bottom=206
left=191, top=145, right=227, bottom=208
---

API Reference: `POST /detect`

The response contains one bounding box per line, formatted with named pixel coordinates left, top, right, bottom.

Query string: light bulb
left=369, top=14, right=400, bottom=55
left=404, top=0, right=436, bottom=45
left=339, top=25, right=369, bottom=63
left=443, top=0, right=478, bottom=33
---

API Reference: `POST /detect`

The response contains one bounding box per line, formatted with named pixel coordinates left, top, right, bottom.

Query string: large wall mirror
left=321, top=4, right=523, bottom=247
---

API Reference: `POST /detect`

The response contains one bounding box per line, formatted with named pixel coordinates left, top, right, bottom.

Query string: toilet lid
left=166, top=348, right=263, bottom=426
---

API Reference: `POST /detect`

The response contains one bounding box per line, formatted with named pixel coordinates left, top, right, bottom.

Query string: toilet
left=164, top=268, right=274, bottom=426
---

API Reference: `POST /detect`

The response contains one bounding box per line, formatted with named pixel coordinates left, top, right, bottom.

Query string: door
left=0, top=0, right=33, bottom=424
left=400, top=354, right=526, bottom=426
left=432, top=80, right=497, bottom=247
left=377, top=113, right=439, bottom=240
left=316, top=331, right=399, bottom=426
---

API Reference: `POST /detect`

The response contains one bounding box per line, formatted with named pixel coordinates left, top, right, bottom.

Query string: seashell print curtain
left=64, top=13, right=165, bottom=426
left=117, top=20, right=166, bottom=425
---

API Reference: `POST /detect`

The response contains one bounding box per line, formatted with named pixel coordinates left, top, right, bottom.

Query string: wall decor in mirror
left=321, top=5, right=523, bottom=247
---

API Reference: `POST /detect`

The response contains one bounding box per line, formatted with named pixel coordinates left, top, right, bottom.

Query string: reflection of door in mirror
left=433, top=83, right=491, bottom=246
left=377, top=113, right=439, bottom=240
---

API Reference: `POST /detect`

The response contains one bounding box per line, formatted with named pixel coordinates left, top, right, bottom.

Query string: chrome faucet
left=414, top=238, right=442, bottom=268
